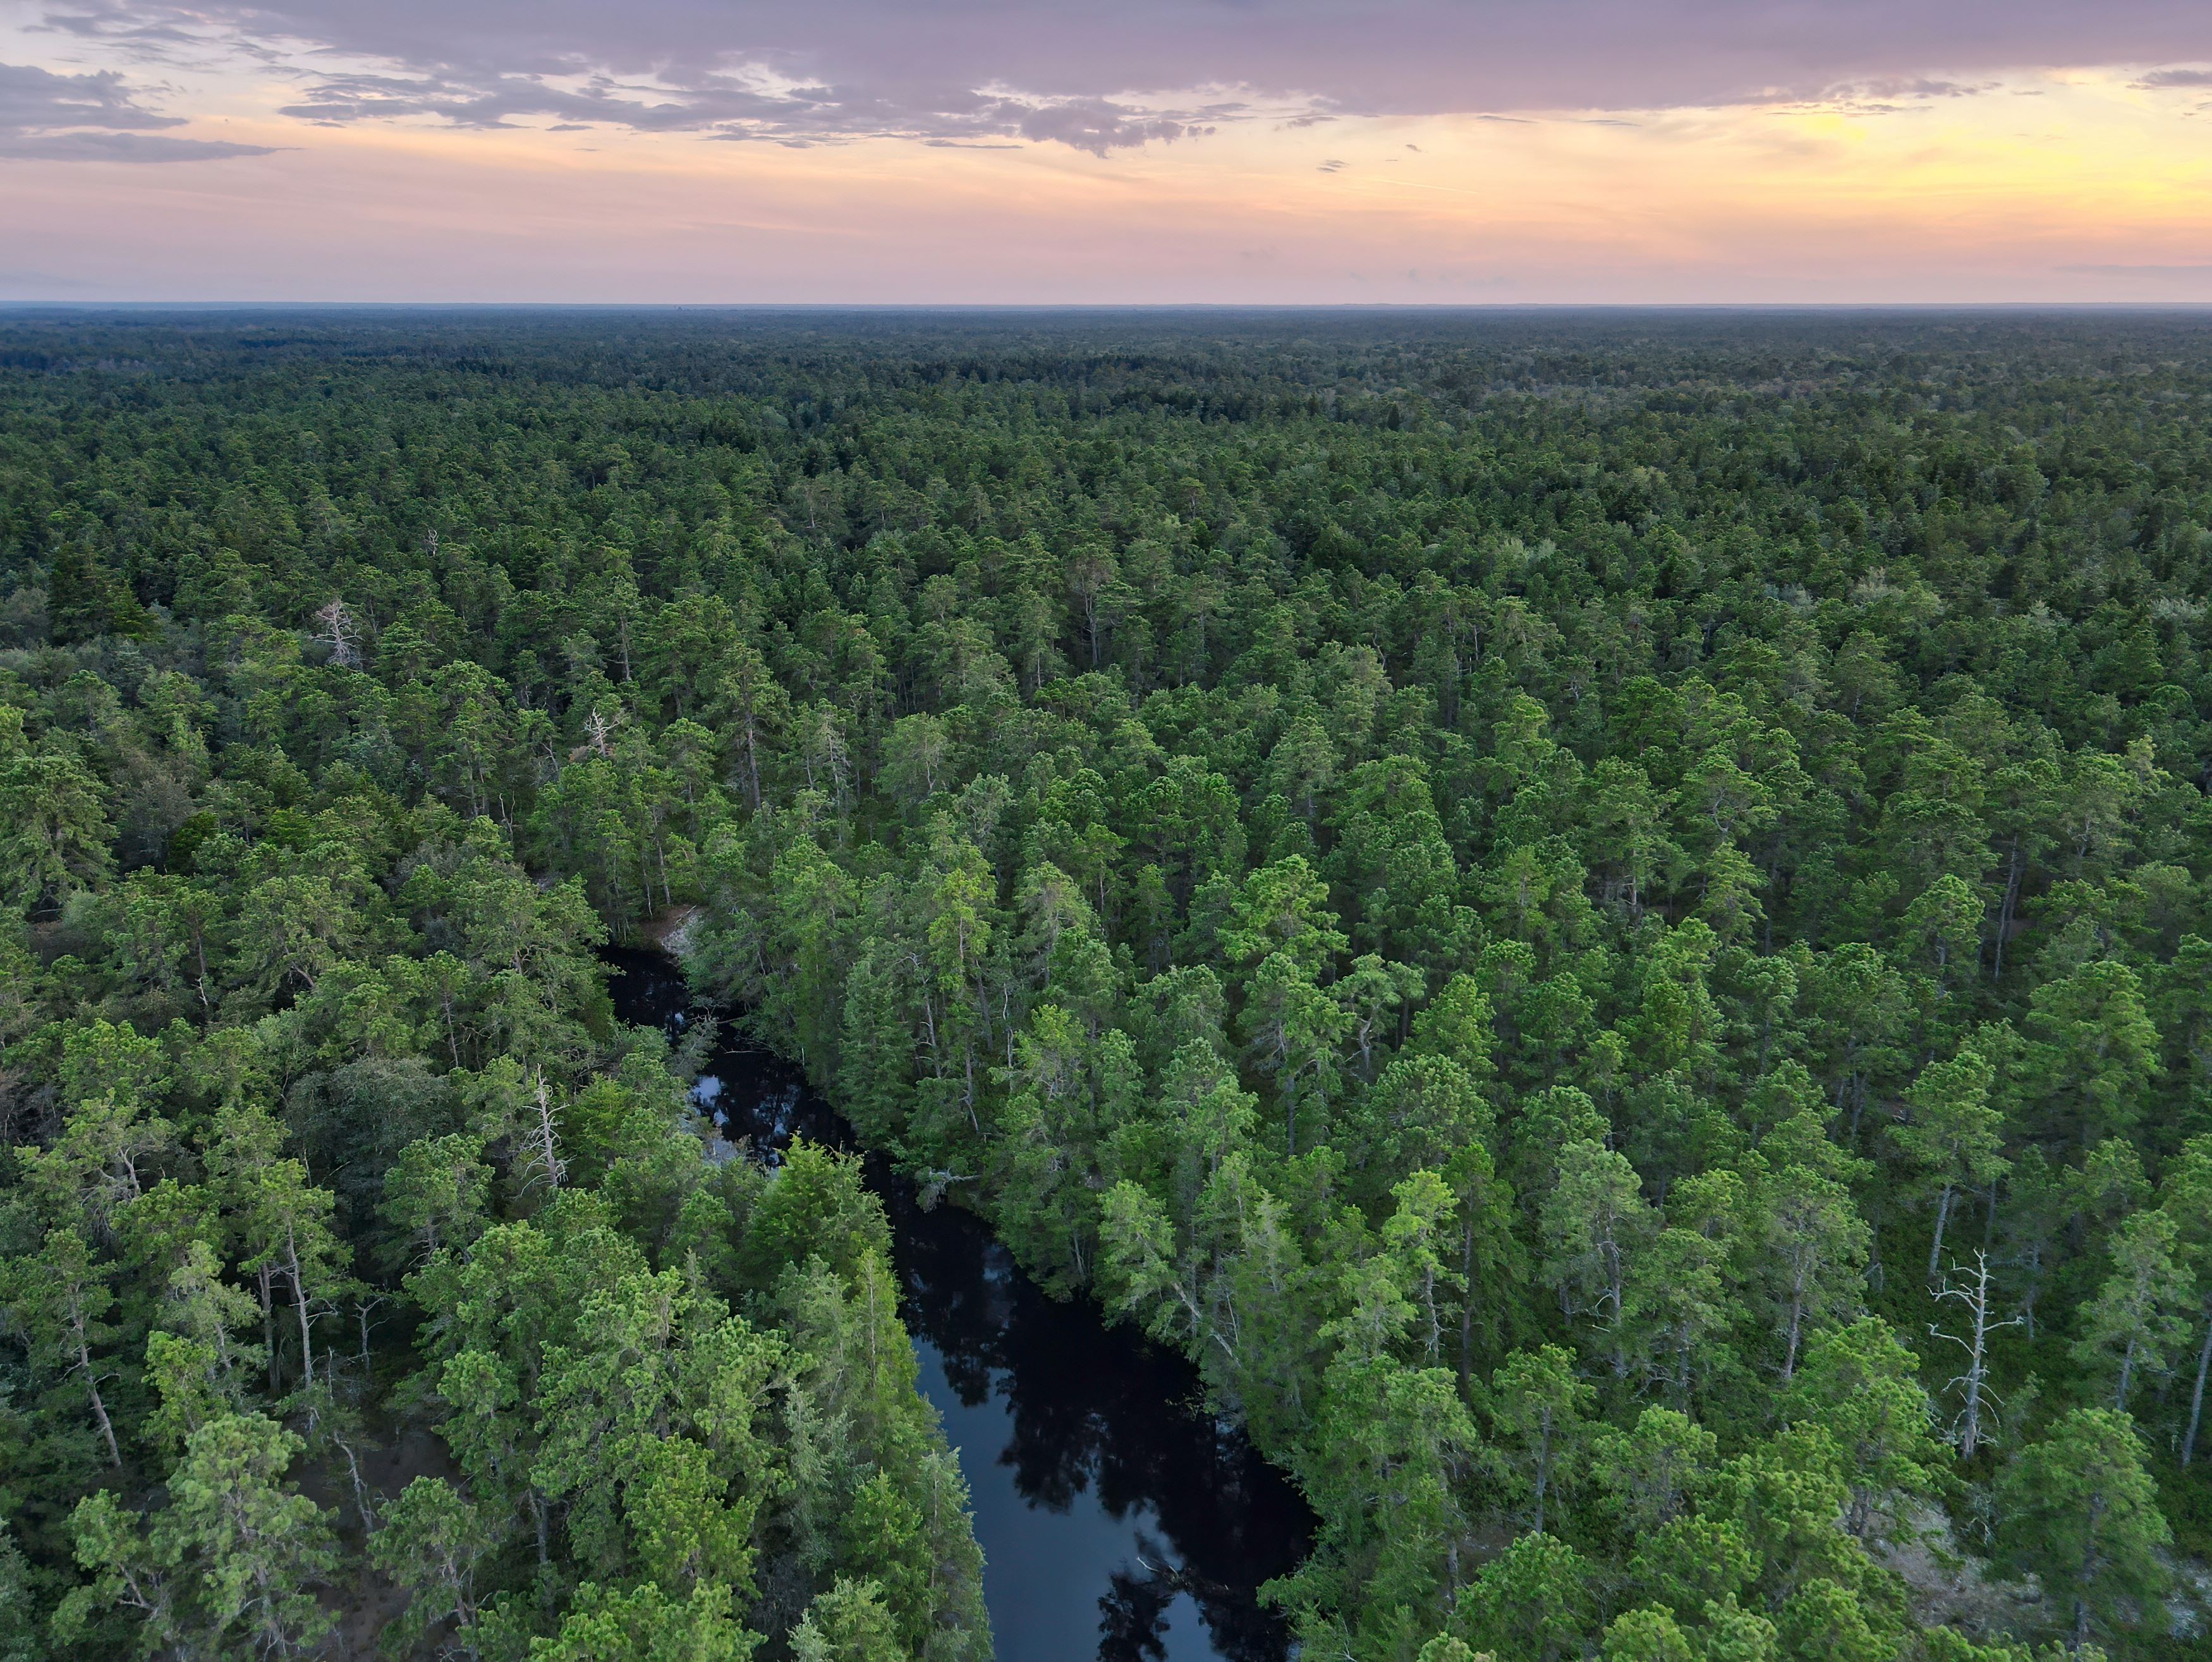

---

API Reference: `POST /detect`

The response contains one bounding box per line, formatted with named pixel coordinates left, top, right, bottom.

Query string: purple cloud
left=0, top=59, right=277, bottom=157
left=32, top=1, right=2212, bottom=153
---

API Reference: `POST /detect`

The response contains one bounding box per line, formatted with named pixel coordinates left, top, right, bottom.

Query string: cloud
left=0, top=58, right=178, bottom=128
left=2136, top=66, right=2212, bottom=88
left=0, top=58, right=275, bottom=157
left=245, top=52, right=1223, bottom=155
left=26, top=0, right=2212, bottom=156
left=1, top=128, right=274, bottom=157
left=1011, top=98, right=1199, bottom=153
left=1832, top=75, right=1991, bottom=100
left=2059, top=262, right=2212, bottom=274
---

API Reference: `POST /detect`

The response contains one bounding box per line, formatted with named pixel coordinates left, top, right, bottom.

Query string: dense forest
left=3, top=307, right=2211, bottom=1661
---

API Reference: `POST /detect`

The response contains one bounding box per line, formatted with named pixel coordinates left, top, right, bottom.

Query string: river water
left=605, top=950, right=1313, bottom=1662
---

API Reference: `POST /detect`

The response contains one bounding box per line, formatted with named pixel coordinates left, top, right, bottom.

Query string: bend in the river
left=604, top=947, right=1315, bottom=1662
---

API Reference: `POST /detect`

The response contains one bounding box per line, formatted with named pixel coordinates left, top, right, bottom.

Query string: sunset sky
left=3, top=1, right=2211, bottom=303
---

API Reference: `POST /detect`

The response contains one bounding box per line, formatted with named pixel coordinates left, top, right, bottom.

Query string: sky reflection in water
left=605, top=949, right=1313, bottom=1662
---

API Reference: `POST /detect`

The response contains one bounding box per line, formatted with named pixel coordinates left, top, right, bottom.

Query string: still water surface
left=605, top=949, right=1313, bottom=1662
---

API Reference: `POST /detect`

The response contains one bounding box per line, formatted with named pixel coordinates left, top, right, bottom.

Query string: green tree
left=2027, top=961, right=2160, bottom=1147
left=0, top=741, right=113, bottom=914
left=1589, top=1405, right=1717, bottom=1547
left=46, top=534, right=151, bottom=644
left=1782, top=1319, right=1944, bottom=1540
left=1890, top=1048, right=2008, bottom=1282
left=380, top=1132, right=494, bottom=1269
left=4, top=1227, right=125, bottom=1468
left=2161, top=1136, right=2212, bottom=1464
left=1899, top=875, right=1986, bottom=990
left=2071, top=1209, right=2194, bottom=1413
left=1458, top=1531, right=1595, bottom=1662
left=370, top=1477, right=497, bottom=1659
left=1749, top=1151, right=1869, bottom=1381
left=1541, top=1139, right=1656, bottom=1378
left=528, top=1579, right=761, bottom=1661
left=1487, top=1345, right=1594, bottom=1535
left=63, top=1413, right=337, bottom=1658
left=1239, top=950, right=1351, bottom=1156
left=1998, top=1409, right=2170, bottom=1653
left=1603, top=1606, right=1695, bottom=1662
left=793, top=1577, right=908, bottom=1662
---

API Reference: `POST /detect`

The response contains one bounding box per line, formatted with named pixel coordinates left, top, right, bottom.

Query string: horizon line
left=8, top=300, right=2212, bottom=315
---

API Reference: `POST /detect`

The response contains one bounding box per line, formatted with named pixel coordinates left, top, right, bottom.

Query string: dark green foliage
left=0, top=316, right=996, bottom=1662
left=44, top=535, right=150, bottom=647
left=3, top=307, right=2212, bottom=1658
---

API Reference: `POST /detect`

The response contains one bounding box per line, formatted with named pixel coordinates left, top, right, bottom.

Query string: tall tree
left=1998, top=1410, right=2170, bottom=1654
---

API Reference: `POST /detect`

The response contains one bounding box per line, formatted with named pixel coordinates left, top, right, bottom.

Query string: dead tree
left=1929, top=1251, right=2022, bottom=1460
left=519, top=1074, right=566, bottom=1198
left=312, top=597, right=362, bottom=669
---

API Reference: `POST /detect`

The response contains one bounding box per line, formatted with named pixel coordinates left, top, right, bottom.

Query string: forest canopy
left=3, top=306, right=2211, bottom=1660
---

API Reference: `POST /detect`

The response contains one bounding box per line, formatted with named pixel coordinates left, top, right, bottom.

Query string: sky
left=2, top=1, right=2211, bottom=304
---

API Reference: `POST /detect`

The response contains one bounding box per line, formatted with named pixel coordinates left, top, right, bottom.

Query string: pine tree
left=1998, top=1410, right=2170, bottom=1653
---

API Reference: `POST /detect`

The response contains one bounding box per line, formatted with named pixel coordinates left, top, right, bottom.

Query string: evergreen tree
left=1998, top=1410, right=2170, bottom=1653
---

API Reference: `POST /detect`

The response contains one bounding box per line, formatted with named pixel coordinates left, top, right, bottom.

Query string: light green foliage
left=1591, top=1405, right=1717, bottom=1539
left=6, top=312, right=2212, bottom=1661
left=1603, top=1606, right=1696, bottom=1662
left=2027, top=960, right=2162, bottom=1146
left=527, top=1579, right=761, bottom=1661
left=1540, top=1139, right=1655, bottom=1376
left=793, top=1577, right=908, bottom=1662
left=59, top=1413, right=337, bottom=1658
left=1891, top=1048, right=2008, bottom=1280
left=1696, top=1601, right=1782, bottom=1662
left=4, top=1226, right=125, bottom=1467
left=1782, top=1319, right=1945, bottom=1540
left=0, top=1520, right=41, bottom=1662
left=380, top=1132, right=495, bottom=1267
left=0, top=739, right=113, bottom=914
left=530, top=1268, right=777, bottom=1597
left=2072, top=1208, right=2196, bottom=1412
left=371, top=1476, right=497, bottom=1658
left=1349, top=1052, right=1495, bottom=1195
left=1486, top=1344, right=1593, bottom=1534
left=1457, top=1531, right=1596, bottom=1662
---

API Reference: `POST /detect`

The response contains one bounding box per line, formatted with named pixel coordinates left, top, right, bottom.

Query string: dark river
left=605, top=949, right=1313, bottom=1662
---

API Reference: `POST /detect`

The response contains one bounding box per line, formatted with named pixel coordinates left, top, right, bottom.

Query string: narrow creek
left=605, top=949, right=1315, bottom=1662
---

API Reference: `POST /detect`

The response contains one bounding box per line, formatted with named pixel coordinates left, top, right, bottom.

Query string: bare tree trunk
left=1531, top=1416, right=1553, bottom=1535
left=1932, top=1252, right=2019, bottom=1460
left=70, top=1319, right=122, bottom=1467
left=1459, top=1216, right=1477, bottom=1397
left=337, top=1432, right=377, bottom=1534
left=259, top=1265, right=279, bottom=1392
left=523, top=1076, right=566, bottom=1195
left=357, top=1297, right=384, bottom=1385
left=1928, top=1183, right=1955, bottom=1282
left=1992, top=834, right=2022, bottom=981
left=2185, top=1318, right=2212, bottom=1467
left=286, top=1225, right=315, bottom=1393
